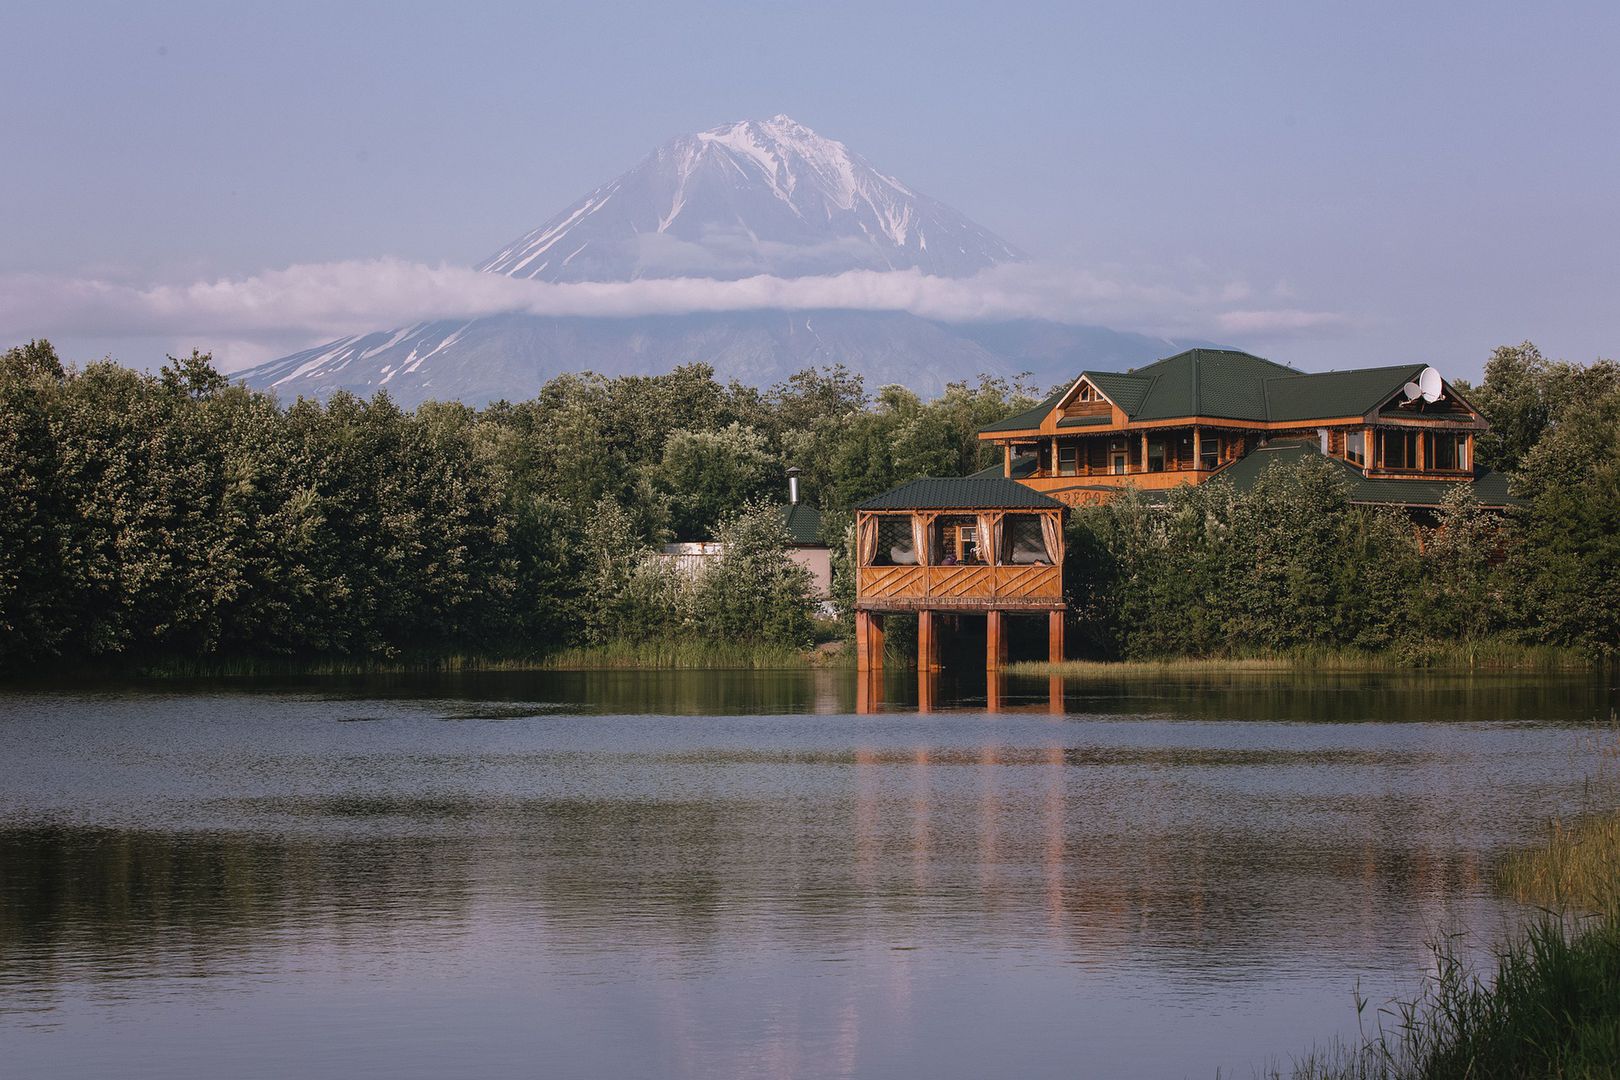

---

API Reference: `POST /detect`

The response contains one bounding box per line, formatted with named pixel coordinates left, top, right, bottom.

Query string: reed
left=1015, top=641, right=1593, bottom=679
left=1500, top=813, right=1620, bottom=915
left=535, top=639, right=817, bottom=670
left=1260, top=911, right=1620, bottom=1079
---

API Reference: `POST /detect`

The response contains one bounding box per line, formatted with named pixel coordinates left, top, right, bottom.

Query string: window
left=1200, top=434, right=1222, bottom=471
left=1379, top=430, right=1417, bottom=470
left=932, top=515, right=983, bottom=565
left=1427, top=433, right=1469, bottom=471
left=1002, top=515, right=1052, bottom=565
left=873, top=517, right=916, bottom=566
left=1057, top=443, right=1079, bottom=476
left=1345, top=431, right=1366, bottom=467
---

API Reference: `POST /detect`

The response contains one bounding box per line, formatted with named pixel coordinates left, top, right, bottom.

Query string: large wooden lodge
left=852, top=348, right=1512, bottom=674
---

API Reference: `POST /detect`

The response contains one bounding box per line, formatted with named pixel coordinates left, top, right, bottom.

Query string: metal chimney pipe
left=787, top=466, right=800, bottom=505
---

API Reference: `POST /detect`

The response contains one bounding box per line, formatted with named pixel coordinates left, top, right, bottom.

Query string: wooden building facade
left=852, top=479, right=1066, bottom=673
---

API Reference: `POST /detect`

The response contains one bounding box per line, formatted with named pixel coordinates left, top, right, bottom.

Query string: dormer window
left=1346, top=431, right=1366, bottom=467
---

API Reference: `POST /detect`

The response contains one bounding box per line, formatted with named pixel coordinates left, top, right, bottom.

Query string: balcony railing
left=856, top=564, right=1063, bottom=610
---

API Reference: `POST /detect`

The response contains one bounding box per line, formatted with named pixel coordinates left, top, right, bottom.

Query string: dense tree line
left=1, top=337, right=1613, bottom=674
left=0, top=340, right=1027, bottom=674
left=1066, top=343, right=1620, bottom=659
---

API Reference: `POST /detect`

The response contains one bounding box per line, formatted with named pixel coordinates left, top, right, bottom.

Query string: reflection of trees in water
left=1, top=732, right=1557, bottom=998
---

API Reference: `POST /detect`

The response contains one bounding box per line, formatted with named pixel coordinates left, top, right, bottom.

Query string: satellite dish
left=1418, top=366, right=1444, bottom=403
left=1403, top=381, right=1422, bottom=401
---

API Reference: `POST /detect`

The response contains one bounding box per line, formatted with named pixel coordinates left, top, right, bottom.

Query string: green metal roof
left=976, top=388, right=1065, bottom=433
left=779, top=503, right=824, bottom=545
left=856, top=478, right=1065, bottom=510
left=1263, top=364, right=1426, bottom=423
left=1216, top=439, right=1519, bottom=508
left=1124, top=349, right=1300, bottom=421
left=975, top=349, right=1461, bottom=433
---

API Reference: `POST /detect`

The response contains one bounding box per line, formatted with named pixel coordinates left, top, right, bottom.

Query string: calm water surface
left=1, top=669, right=1616, bottom=1079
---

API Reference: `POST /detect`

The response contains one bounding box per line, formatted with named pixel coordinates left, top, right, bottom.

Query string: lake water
left=2, top=669, right=1616, bottom=1079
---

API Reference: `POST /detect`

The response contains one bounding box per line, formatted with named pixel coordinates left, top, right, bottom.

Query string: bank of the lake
left=1260, top=807, right=1620, bottom=1080
left=1012, top=641, right=1598, bottom=678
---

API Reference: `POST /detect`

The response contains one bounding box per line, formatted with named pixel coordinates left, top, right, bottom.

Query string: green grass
left=1013, top=641, right=1593, bottom=678
left=534, top=639, right=823, bottom=670
left=99, top=638, right=828, bottom=678
left=1258, top=805, right=1620, bottom=1079
left=1260, top=912, right=1620, bottom=1079
left=1502, top=813, right=1620, bottom=916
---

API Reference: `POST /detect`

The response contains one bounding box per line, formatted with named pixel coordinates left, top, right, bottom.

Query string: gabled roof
left=856, top=477, right=1065, bottom=511
left=977, top=349, right=1475, bottom=433
left=977, top=388, right=1065, bottom=433
left=1216, top=439, right=1519, bottom=509
left=1263, top=364, right=1427, bottom=423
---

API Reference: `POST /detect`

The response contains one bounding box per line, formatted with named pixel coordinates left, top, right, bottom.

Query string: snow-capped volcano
left=479, top=115, right=1024, bottom=282
left=242, top=117, right=1179, bottom=405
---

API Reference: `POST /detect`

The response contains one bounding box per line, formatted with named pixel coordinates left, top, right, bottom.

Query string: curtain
left=858, top=516, right=878, bottom=566
left=1040, top=513, right=1062, bottom=564
left=911, top=515, right=930, bottom=566
left=976, top=514, right=997, bottom=565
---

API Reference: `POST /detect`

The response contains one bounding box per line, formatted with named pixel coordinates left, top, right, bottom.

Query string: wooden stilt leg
left=986, top=609, right=1005, bottom=671
left=869, top=612, right=884, bottom=672
left=1048, top=610, right=1065, bottom=664
left=856, top=610, right=871, bottom=673
left=918, top=609, right=937, bottom=672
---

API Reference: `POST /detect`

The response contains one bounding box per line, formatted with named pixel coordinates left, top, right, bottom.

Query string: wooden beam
left=855, top=610, right=870, bottom=672
left=1003, top=444, right=1012, bottom=477
left=987, top=609, right=1006, bottom=671
left=1192, top=427, right=1201, bottom=470
left=918, top=609, right=938, bottom=672
left=1140, top=432, right=1149, bottom=473
left=1048, top=610, right=1065, bottom=664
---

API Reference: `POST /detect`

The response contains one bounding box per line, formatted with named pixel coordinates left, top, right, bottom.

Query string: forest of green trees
left=0, top=338, right=1614, bottom=676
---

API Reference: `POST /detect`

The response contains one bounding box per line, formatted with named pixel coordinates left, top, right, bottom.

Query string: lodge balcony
left=998, top=427, right=1244, bottom=493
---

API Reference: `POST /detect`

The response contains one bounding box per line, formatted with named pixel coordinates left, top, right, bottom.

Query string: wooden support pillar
left=917, top=668, right=936, bottom=713
left=857, top=669, right=882, bottom=714
left=1050, top=436, right=1059, bottom=476
left=1415, top=429, right=1425, bottom=471
left=1003, top=444, right=1012, bottom=477
left=1048, top=610, right=1065, bottom=664
left=1192, top=427, right=1202, bottom=471
left=856, top=610, right=885, bottom=672
left=1048, top=675, right=1065, bottom=715
left=986, top=671, right=1003, bottom=714
left=986, top=609, right=1006, bottom=671
left=918, top=609, right=939, bottom=672
left=1140, top=432, right=1148, bottom=473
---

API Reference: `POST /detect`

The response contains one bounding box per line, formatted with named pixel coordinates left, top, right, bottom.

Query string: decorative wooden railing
left=856, top=564, right=1063, bottom=609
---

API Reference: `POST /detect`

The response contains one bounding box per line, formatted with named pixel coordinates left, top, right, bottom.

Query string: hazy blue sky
left=3, top=0, right=1617, bottom=377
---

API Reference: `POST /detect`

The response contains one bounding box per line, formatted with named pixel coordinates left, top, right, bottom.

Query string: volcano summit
left=243, top=117, right=1177, bottom=405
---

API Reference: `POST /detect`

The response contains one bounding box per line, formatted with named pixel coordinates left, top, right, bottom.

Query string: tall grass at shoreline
left=1261, top=911, right=1620, bottom=1079
left=1259, top=793, right=1620, bottom=1078
left=1014, top=641, right=1594, bottom=678
left=110, top=639, right=827, bottom=678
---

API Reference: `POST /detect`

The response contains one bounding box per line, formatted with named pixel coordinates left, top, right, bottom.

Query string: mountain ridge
left=242, top=116, right=1188, bottom=406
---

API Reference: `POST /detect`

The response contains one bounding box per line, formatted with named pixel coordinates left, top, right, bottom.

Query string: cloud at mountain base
left=0, top=258, right=1350, bottom=367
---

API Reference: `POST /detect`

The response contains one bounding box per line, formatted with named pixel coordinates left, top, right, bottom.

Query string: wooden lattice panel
left=927, top=565, right=994, bottom=599
left=858, top=566, right=927, bottom=600
left=995, top=565, right=1062, bottom=599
